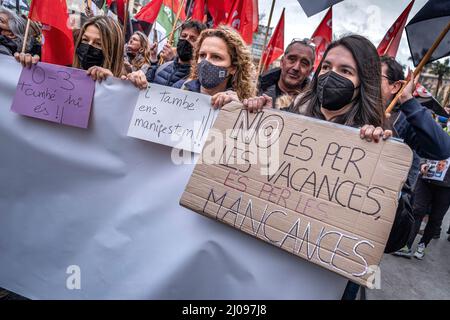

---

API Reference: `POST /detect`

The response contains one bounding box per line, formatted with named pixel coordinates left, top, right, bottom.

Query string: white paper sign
left=127, top=84, right=218, bottom=153
left=423, top=158, right=450, bottom=181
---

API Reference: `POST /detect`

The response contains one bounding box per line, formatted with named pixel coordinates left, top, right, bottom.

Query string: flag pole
left=123, top=0, right=130, bottom=39
left=21, top=18, right=31, bottom=53
left=386, top=20, right=450, bottom=115
left=159, top=0, right=186, bottom=64
left=257, top=0, right=276, bottom=76
left=87, top=0, right=92, bottom=10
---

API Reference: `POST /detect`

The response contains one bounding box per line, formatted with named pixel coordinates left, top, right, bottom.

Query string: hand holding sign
left=11, top=62, right=95, bottom=128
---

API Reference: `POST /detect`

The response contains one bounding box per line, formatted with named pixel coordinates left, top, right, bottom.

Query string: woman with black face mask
left=180, top=26, right=257, bottom=109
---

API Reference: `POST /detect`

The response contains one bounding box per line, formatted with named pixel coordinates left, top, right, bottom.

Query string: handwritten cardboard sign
left=127, top=84, right=218, bottom=153
left=11, top=62, right=95, bottom=128
left=180, top=107, right=413, bottom=287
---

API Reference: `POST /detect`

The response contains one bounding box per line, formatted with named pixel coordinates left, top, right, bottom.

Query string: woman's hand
left=121, top=70, right=148, bottom=90
left=14, top=52, right=40, bottom=68
left=420, top=163, right=429, bottom=175
left=87, top=66, right=113, bottom=82
left=149, top=43, right=158, bottom=63
left=243, top=94, right=273, bottom=113
left=160, top=43, right=175, bottom=62
left=211, top=91, right=239, bottom=109
left=399, top=69, right=420, bottom=105
left=359, top=125, right=392, bottom=143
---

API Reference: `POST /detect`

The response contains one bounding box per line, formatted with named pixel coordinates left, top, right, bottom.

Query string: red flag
left=29, top=0, right=74, bottom=66
left=311, top=7, right=332, bottom=71
left=135, top=0, right=164, bottom=24
left=377, top=0, right=414, bottom=58
left=225, top=0, right=255, bottom=44
left=208, top=1, right=233, bottom=27
left=252, top=0, right=259, bottom=32
left=107, top=0, right=127, bottom=23
left=414, top=82, right=433, bottom=98
left=261, top=9, right=284, bottom=71
left=191, top=0, right=206, bottom=21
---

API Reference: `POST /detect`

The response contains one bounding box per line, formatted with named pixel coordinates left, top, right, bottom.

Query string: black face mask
left=0, top=34, right=18, bottom=55
left=317, top=71, right=358, bottom=111
left=176, top=39, right=193, bottom=62
left=76, top=43, right=105, bottom=70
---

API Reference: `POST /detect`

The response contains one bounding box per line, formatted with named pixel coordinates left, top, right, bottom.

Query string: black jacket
left=145, top=58, right=191, bottom=88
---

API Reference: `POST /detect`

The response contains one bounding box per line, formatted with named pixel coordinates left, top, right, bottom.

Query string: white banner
left=128, top=84, right=217, bottom=153
left=0, top=55, right=346, bottom=299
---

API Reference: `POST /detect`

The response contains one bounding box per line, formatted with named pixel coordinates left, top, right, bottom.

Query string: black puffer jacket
left=145, top=58, right=191, bottom=87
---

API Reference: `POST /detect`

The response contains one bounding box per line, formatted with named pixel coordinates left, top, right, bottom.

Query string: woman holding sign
left=15, top=16, right=128, bottom=84
left=180, top=26, right=257, bottom=109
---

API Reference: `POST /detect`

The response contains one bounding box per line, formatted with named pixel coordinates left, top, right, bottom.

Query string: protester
left=258, top=38, right=315, bottom=108
left=124, top=31, right=152, bottom=74
left=14, top=16, right=135, bottom=86
left=393, top=158, right=450, bottom=259
left=0, top=6, right=27, bottom=56
left=146, top=20, right=206, bottom=87
left=180, top=26, right=257, bottom=109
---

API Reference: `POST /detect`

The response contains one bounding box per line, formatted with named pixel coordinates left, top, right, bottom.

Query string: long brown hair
left=189, top=26, right=257, bottom=100
left=290, top=35, right=385, bottom=128
left=129, top=31, right=151, bottom=70
left=73, top=16, right=125, bottom=77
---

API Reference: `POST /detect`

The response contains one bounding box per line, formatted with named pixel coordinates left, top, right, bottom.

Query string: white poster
left=128, top=84, right=218, bottom=153
left=423, top=158, right=450, bottom=182
left=0, top=55, right=346, bottom=299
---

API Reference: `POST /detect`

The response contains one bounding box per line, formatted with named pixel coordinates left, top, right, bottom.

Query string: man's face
left=279, top=43, right=314, bottom=89
left=381, top=64, right=401, bottom=107
left=180, top=27, right=200, bottom=47
left=0, top=13, right=15, bottom=39
left=437, top=161, right=447, bottom=172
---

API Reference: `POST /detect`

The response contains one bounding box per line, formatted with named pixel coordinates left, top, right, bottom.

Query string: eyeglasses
left=290, top=38, right=316, bottom=48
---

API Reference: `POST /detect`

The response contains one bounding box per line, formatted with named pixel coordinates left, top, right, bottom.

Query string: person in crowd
left=394, top=158, right=450, bottom=259
left=380, top=56, right=450, bottom=192
left=124, top=31, right=152, bottom=74
left=146, top=20, right=206, bottom=87
left=14, top=16, right=146, bottom=89
left=0, top=6, right=26, bottom=56
left=258, top=38, right=315, bottom=108
left=180, top=26, right=257, bottom=109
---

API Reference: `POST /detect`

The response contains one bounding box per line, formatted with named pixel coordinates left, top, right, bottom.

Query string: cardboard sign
left=423, top=158, right=450, bottom=181
left=11, top=62, right=95, bottom=128
left=180, top=107, right=413, bottom=287
left=127, top=84, right=218, bottom=153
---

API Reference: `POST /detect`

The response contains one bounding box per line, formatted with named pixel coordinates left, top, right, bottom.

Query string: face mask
left=176, top=39, right=193, bottom=62
left=198, top=59, right=229, bottom=89
left=76, top=43, right=105, bottom=70
left=317, top=71, right=358, bottom=111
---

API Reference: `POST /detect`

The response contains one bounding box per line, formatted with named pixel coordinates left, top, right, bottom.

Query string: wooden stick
left=385, top=21, right=450, bottom=115
left=257, top=0, right=276, bottom=76
left=21, top=18, right=31, bottom=54
left=159, top=0, right=186, bottom=65
left=87, top=0, right=92, bottom=10
left=123, top=0, right=130, bottom=39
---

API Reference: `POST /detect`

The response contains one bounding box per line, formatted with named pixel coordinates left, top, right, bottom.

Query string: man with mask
left=258, top=39, right=315, bottom=107
left=145, top=21, right=206, bottom=88
left=0, top=6, right=26, bottom=56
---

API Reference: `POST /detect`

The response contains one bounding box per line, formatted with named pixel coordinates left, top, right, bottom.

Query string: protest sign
left=423, top=158, right=450, bottom=181
left=127, top=84, right=218, bottom=153
left=180, top=107, right=413, bottom=287
left=10, top=62, right=95, bottom=128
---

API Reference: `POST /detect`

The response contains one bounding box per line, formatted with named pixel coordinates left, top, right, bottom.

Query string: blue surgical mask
left=198, top=60, right=230, bottom=89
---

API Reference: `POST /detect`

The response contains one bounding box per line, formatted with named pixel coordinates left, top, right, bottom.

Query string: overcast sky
left=257, top=0, right=428, bottom=67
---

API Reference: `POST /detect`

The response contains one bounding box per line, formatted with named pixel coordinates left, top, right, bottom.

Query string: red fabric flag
left=377, top=0, right=414, bottom=58
left=261, top=9, right=284, bottom=71
left=28, top=0, right=74, bottom=66
left=208, top=1, right=233, bottom=27
left=135, top=0, right=164, bottom=24
left=107, top=0, right=127, bottom=23
left=191, top=0, right=206, bottom=21
left=225, top=0, right=255, bottom=44
left=311, top=7, right=332, bottom=71
left=252, top=0, right=259, bottom=32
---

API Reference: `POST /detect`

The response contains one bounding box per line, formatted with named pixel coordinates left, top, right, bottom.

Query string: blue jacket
left=145, top=58, right=191, bottom=87
left=392, top=98, right=450, bottom=160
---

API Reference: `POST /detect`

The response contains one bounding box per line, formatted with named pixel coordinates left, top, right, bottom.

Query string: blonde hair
left=129, top=31, right=151, bottom=70
left=189, top=26, right=257, bottom=100
left=73, top=16, right=125, bottom=77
